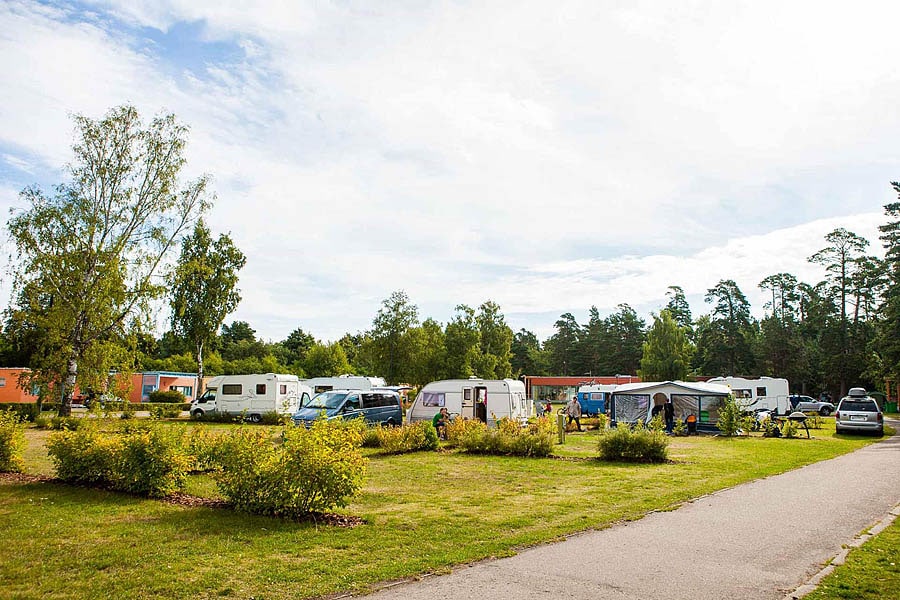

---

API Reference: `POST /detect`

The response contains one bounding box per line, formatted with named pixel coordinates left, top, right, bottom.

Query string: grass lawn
left=0, top=419, right=888, bottom=599
left=805, top=513, right=900, bottom=599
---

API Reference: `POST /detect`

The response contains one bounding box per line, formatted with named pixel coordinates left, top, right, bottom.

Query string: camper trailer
left=705, top=376, right=791, bottom=414
left=577, top=384, right=617, bottom=416
left=190, top=373, right=311, bottom=422
left=406, top=378, right=531, bottom=426
left=610, top=381, right=731, bottom=429
left=301, top=374, right=387, bottom=395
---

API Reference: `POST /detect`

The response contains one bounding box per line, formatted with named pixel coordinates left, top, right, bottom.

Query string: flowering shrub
left=0, top=411, right=26, bottom=473
left=47, top=421, right=190, bottom=496
left=214, top=418, right=368, bottom=517
left=453, top=416, right=554, bottom=457
left=372, top=421, right=438, bottom=454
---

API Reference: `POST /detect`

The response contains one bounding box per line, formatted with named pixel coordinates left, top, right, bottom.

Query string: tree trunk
left=195, top=341, right=204, bottom=401
left=59, top=355, right=78, bottom=417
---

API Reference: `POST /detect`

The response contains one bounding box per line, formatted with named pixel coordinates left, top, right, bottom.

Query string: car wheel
left=385, top=418, right=398, bottom=427
left=249, top=413, right=262, bottom=424
left=876, top=427, right=884, bottom=437
left=835, top=425, right=843, bottom=434
left=819, top=407, right=832, bottom=416
left=191, top=409, right=204, bottom=420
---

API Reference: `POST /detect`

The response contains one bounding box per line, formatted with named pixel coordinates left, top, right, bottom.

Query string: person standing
left=664, top=398, right=675, bottom=433
left=566, top=395, right=583, bottom=432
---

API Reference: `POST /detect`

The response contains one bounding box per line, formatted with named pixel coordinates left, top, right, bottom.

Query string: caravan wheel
left=249, top=413, right=262, bottom=424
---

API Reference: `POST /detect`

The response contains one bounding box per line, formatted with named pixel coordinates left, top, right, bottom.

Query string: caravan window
left=279, top=384, right=287, bottom=394
left=421, top=392, right=445, bottom=407
left=733, top=389, right=751, bottom=399
left=256, top=384, right=266, bottom=395
left=756, top=387, right=767, bottom=397
left=591, top=392, right=604, bottom=400
left=222, top=384, right=242, bottom=395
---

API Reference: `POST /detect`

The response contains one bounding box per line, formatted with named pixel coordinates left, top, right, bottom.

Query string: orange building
left=0, top=368, right=40, bottom=403
left=127, top=371, right=201, bottom=403
left=521, top=375, right=641, bottom=403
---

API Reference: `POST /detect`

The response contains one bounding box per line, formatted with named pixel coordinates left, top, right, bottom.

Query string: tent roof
left=611, top=380, right=731, bottom=396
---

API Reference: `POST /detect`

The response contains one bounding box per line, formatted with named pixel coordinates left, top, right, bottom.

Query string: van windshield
left=305, top=391, right=348, bottom=410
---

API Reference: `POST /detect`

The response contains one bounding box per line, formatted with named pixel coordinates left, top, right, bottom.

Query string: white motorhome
left=705, top=376, right=791, bottom=413
left=406, top=378, right=531, bottom=426
left=190, top=373, right=311, bottom=422
left=302, top=374, right=387, bottom=395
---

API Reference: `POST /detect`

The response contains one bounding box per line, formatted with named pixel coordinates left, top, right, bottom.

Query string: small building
left=0, top=368, right=40, bottom=403
left=129, top=371, right=201, bottom=403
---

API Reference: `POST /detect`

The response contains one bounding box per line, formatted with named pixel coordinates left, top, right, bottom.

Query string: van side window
left=346, top=395, right=360, bottom=410
left=222, top=384, right=242, bottom=395
left=256, top=384, right=266, bottom=395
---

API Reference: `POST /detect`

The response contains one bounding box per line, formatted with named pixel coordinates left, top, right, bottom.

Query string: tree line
left=3, top=105, right=900, bottom=413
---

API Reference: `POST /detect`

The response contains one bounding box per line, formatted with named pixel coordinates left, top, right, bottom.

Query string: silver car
left=834, top=388, right=883, bottom=437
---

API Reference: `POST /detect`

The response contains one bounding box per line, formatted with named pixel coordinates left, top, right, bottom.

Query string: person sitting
left=432, top=407, right=451, bottom=440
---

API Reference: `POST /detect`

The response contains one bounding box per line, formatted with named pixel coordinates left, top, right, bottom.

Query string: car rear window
left=839, top=400, right=878, bottom=411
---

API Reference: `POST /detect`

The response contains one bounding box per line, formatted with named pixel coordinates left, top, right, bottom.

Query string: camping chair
left=685, top=414, right=698, bottom=435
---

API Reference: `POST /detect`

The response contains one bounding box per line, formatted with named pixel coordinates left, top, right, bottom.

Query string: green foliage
left=672, top=418, right=687, bottom=436
left=647, top=413, right=665, bottom=432
left=183, top=427, right=228, bottom=472
left=740, top=414, right=758, bottom=434
left=783, top=419, right=800, bottom=438
left=303, top=342, right=352, bottom=378
left=370, top=421, right=439, bottom=454
left=214, top=419, right=368, bottom=517
left=453, top=416, right=555, bottom=457
left=148, top=403, right=183, bottom=419
left=46, top=421, right=190, bottom=497
left=148, top=390, right=186, bottom=403
left=5, top=105, right=209, bottom=415
left=598, top=426, right=669, bottom=463
left=640, top=310, right=692, bottom=381
left=715, top=396, right=743, bottom=437
left=0, top=411, right=26, bottom=472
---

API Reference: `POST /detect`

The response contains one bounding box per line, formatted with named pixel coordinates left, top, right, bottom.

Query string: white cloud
left=1, top=1, right=899, bottom=344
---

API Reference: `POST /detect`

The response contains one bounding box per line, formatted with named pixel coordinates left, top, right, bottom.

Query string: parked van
left=406, top=378, right=531, bottom=426
left=291, top=389, right=403, bottom=426
left=190, top=374, right=311, bottom=422
left=577, top=384, right=616, bottom=416
left=705, top=376, right=791, bottom=414
left=301, top=374, right=387, bottom=395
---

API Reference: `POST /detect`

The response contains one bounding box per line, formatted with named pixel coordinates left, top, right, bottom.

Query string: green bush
left=48, top=416, right=88, bottom=431
left=257, top=412, right=288, bottom=425
left=148, top=404, right=183, bottom=419
left=598, top=425, right=669, bottom=463
left=672, top=418, right=687, bottom=436
left=372, top=421, right=439, bottom=454
left=454, top=416, right=554, bottom=457
left=0, top=411, right=27, bottom=473
left=361, top=426, right=381, bottom=448
left=147, top=390, right=186, bottom=403
left=214, top=419, right=368, bottom=517
left=183, top=427, right=228, bottom=472
left=47, top=422, right=191, bottom=497
left=716, top=396, right=743, bottom=437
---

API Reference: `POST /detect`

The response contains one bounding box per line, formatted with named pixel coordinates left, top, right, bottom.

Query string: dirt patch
left=0, top=472, right=53, bottom=485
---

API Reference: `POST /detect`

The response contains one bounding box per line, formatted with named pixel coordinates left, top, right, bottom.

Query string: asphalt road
left=365, top=423, right=900, bottom=600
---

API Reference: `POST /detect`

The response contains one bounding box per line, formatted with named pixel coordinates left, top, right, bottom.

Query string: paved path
left=366, top=425, right=900, bottom=600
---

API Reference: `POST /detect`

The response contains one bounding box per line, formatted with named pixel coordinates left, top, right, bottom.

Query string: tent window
left=614, top=394, right=650, bottom=423
left=671, top=394, right=700, bottom=421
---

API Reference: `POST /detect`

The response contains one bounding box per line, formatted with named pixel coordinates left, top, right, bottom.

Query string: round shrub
left=0, top=411, right=27, bottom=473
left=598, top=426, right=669, bottom=463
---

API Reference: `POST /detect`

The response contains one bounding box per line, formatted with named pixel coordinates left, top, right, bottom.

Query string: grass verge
left=0, top=420, right=886, bottom=599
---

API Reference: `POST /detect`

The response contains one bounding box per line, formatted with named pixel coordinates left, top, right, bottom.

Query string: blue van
left=291, top=389, right=403, bottom=427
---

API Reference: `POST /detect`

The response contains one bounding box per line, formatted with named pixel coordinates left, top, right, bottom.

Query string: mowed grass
left=0, top=420, right=886, bottom=599
left=806, top=513, right=900, bottom=599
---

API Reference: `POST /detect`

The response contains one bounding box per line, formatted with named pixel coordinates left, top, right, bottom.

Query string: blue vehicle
left=291, top=389, right=403, bottom=427
left=577, top=384, right=616, bottom=416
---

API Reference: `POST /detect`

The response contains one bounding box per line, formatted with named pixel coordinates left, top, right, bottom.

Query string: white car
left=790, top=395, right=835, bottom=416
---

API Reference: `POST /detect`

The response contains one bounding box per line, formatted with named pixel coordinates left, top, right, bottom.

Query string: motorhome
left=301, top=374, right=387, bottom=395
left=190, top=373, right=311, bottom=422
left=576, top=384, right=617, bottom=416
left=705, top=376, right=791, bottom=414
left=406, top=378, right=531, bottom=426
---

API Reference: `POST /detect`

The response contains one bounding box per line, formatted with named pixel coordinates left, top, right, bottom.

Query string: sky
left=1, top=0, right=899, bottom=344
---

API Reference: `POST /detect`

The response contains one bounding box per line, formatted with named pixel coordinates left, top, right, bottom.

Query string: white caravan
left=705, top=376, right=791, bottom=413
left=302, top=374, right=387, bottom=395
left=406, top=378, right=531, bottom=426
left=190, top=373, right=311, bottom=422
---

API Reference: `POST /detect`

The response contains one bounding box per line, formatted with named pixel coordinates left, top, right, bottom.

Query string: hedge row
left=448, top=416, right=555, bottom=457
left=597, top=425, right=669, bottom=463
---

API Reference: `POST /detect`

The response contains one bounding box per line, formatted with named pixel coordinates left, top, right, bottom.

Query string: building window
left=0, top=377, right=5, bottom=387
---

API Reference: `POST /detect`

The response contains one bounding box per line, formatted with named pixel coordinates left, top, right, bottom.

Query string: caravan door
left=474, top=386, right=488, bottom=423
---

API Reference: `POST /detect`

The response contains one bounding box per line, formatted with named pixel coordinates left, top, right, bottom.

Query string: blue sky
left=1, top=0, right=897, bottom=343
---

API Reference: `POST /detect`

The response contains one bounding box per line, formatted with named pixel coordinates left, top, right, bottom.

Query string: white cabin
left=406, top=378, right=531, bottom=426
left=705, top=376, right=791, bottom=413
left=191, top=373, right=309, bottom=422
left=302, top=374, right=387, bottom=395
